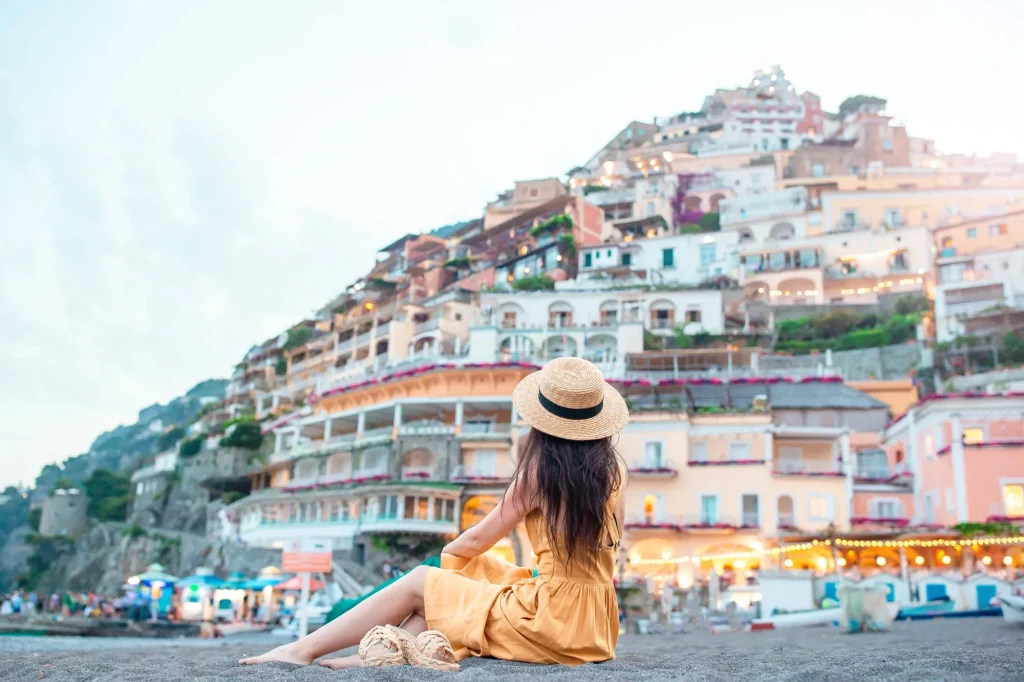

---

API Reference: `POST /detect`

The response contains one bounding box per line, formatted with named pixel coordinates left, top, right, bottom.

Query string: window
left=882, top=137, right=893, bottom=151
left=812, top=163, right=825, bottom=177
left=1003, top=484, right=1024, bottom=517
left=808, top=494, right=833, bottom=521
left=872, top=499, right=901, bottom=519
left=621, top=253, right=632, bottom=266
left=444, top=499, right=456, bottom=522
left=501, top=311, right=517, bottom=328
left=840, top=210, right=858, bottom=226
left=990, top=223, right=1008, bottom=236
left=857, top=449, right=888, bottom=478
left=924, top=434, right=935, bottom=459
left=474, top=450, right=496, bottom=476
left=962, top=428, right=985, bottom=444
left=583, top=252, right=592, bottom=267
left=727, top=441, right=750, bottom=461
left=967, top=228, right=977, bottom=239
left=848, top=166, right=860, bottom=175
left=945, top=488, right=955, bottom=513
left=607, top=249, right=612, bottom=258
left=379, top=495, right=398, bottom=519
left=700, top=495, right=718, bottom=524
left=646, top=201, right=655, bottom=217
left=433, top=498, right=443, bottom=522
left=415, top=496, right=429, bottom=521
left=685, top=308, right=702, bottom=323
left=884, top=208, right=903, bottom=227
left=529, top=188, right=538, bottom=197
left=662, top=248, right=675, bottom=267
left=741, top=494, right=759, bottom=527
left=780, top=137, right=789, bottom=150
left=699, top=243, right=717, bottom=267
left=689, top=441, right=707, bottom=462
left=644, top=441, right=664, bottom=468
left=923, top=491, right=936, bottom=523
left=137, top=482, right=145, bottom=496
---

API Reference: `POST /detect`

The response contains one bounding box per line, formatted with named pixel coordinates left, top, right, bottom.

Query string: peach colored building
left=883, top=393, right=1024, bottom=527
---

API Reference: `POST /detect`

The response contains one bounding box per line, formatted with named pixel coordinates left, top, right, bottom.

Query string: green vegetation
left=368, top=277, right=398, bottom=290
left=275, top=355, right=287, bottom=376
left=529, top=213, right=573, bottom=237
left=84, top=469, right=131, bottom=521
left=697, top=212, right=720, bottom=232
left=558, top=233, right=576, bottom=257
left=51, top=478, right=78, bottom=494
left=443, top=256, right=472, bottom=270
left=643, top=330, right=664, bottom=351
left=283, top=326, right=313, bottom=351
left=774, top=302, right=923, bottom=355
left=673, top=329, right=693, bottom=349
left=220, top=421, right=264, bottom=450
left=156, top=425, right=186, bottom=452
left=582, top=185, right=609, bottom=195
left=179, top=436, right=204, bottom=458
left=510, top=274, right=555, bottom=292
left=838, top=94, right=887, bottom=119
left=1001, top=331, right=1024, bottom=365
left=120, top=523, right=148, bottom=540
left=954, top=521, right=1019, bottom=537
left=221, top=491, right=245, bottom=505
left=19, top=534, right=75, bottom=590
left=28, top=508, right=41, bottom=532
left=678, top=224, right=700, bottom=234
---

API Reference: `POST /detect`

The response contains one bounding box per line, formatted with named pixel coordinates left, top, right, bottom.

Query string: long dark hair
left=508, top=428, right=623, bottom=567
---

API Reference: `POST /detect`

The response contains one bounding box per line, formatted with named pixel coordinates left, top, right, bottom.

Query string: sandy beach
left=2, top=618, right=1023, bottom=681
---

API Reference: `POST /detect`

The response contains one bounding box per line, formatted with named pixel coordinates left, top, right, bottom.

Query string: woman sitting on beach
left=241, top=357, right=629, bottom=670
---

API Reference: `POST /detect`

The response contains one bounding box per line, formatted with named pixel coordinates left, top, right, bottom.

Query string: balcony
left=337, top=337, right=354, bottom=353
left=400, top=466, right=439, bottom=481
left=772, top=459, right=844, bottom=478
left=850, top=516, right=911, bottom=529
left=623, top=514, right=681, bottom=531
left=290, top=358, right=308, bottom=374
left=376, top=321, right=391, bottom=337
left=359, top=517, right=459, bottom=534
left=354, top=331, right=372, bottom=347
left=287, top=434, right=357, bottom=459
left=399, top=421, right=455, bottom=436
left=458, top=423, right=512, bottom=439
left=356, top=426, right=395, bottom=444
left=450, top=465, right=510, bottom=484
left=680, top=513, right=754, bottom=531
left=414, top=318, right=441, bottom=335
left=628, top=459, right=678, bottom=478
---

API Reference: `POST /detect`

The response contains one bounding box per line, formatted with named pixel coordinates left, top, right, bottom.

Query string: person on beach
left=241, top=357, right=629, bottom=670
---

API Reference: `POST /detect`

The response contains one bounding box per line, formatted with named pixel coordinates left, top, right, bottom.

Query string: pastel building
left=883, top=393, right=1024, bottom=527
left=620, top=379, right=890, bottom=580
left=230, top=364, right=534, bottom=566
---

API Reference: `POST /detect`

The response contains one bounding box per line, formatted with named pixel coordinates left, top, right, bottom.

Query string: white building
left=469, top=288, right=727, bottom=371
left=934, top=247, right=1024, bottom=342
left=576, top=231, right=741, bottom=288
left=720, top=187, right=815, bottom=244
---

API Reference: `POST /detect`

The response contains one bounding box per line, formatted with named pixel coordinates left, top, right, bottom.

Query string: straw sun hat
left=512, top=357, right=629, bottom=441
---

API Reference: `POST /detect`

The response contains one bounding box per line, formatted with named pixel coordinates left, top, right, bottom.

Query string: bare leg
left=318, top=613, right=430, bottom=669
left=240, top=566, right=430, bottom=666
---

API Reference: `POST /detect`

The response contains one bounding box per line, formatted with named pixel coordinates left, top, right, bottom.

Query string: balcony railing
left=628, top=459, right=678, bottom=476
left=399, top=421, right=455, bottom=436
left=356, top=426, right=395, bottom=442
left=773, top=459, right=844, bottom=477
left=354, top=331, right=372, bottom=347
left=450, top=465, right=509, bottom=483
left=376, top=321, right=391, bottom=337
left=414, top=318, right=440, bottom=335
left=459, top=423, right=512, bottom=438
left=290, top=359, right=308, bottom=373
left=401, top=466, right=438, bottom=481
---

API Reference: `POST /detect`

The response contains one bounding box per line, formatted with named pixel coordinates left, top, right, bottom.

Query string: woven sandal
left=358, top=625, right=407, bottom=667
left=413, top=629, right=460, bottom=672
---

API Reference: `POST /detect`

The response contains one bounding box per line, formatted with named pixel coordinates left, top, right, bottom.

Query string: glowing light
left=524, top=267, right=531, bottom=274
left=784, top=558, right=794, bottom=568
left=941, top=555, right=952, bottom=565
left=734, top=560, right=746, bottom=569
left=757, top=287, right=765, bottom=294
left=982, top=555, right=992, bottom=565
left=1004, top=556, right=1014, bottom=566
left=556, top=254, right=563, bottom=262
left=837, top=558, right=847, bottom=567
left=663, top=151, right=674, bottom=162
left=769, top=86, right=775, bottom=93
left=771, top=74, right=777, bottom=82
left=816, top=557, right=828, bottom=570
left=364, top=302, right=374, bottom=311
left=876, top=557, right=887, bottom=566
left=753, top=79, right=760, bottom=86
left=914, top=556, right=925, bottom=565
left=662, top=551, right=672, bottom=560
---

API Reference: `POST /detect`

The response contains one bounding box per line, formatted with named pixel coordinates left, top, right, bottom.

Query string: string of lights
left=628, top=536, right=1024, bottom=567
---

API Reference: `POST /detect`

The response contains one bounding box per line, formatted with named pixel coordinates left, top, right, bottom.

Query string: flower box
left=683, top=522, right=737, bottom=530
left=850, top=517, right=910, bottom=527
left=628, top=467, right=677, bottom=474
left=402, top=471, right=431, bottom=480
left=688, top=459, right=765, bottom=466
left=775, top=469, right=845, bottom=477
left=985, top=515, right=1024, bottom=523
left=624, top=522, right=681, bottom=531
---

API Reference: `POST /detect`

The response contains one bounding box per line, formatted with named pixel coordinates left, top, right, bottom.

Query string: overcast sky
left=1, top=0, right=1021, bottom=488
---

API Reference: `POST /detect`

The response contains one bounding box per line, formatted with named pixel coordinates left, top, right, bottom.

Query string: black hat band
left=538, top=391, right=604, bottom=420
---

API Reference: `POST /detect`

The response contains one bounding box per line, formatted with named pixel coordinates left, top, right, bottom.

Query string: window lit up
left=962, top=428, right=984, bottom=444
left=1003, top=484, right=1024, bottom=517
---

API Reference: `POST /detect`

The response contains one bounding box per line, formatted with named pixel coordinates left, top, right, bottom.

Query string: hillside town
left=6, top=65, right=1024, bottom=627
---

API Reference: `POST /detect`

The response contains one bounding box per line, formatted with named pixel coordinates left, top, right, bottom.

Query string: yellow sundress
left=423, top=488, right=621, bottom=665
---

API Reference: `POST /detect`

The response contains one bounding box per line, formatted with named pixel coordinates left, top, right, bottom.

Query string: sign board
left=281, top=538, right=332, bottom=573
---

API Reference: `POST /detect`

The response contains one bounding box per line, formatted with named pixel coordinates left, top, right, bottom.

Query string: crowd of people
left=0, top=589, right=160, bottom=620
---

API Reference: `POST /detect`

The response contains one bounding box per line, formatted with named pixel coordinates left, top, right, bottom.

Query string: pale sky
left=1, top=0, right=1022, bottom=488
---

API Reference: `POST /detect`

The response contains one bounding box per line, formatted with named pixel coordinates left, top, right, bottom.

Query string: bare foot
left=238, top=642, right=312, bottom=666
left=319, top=655, right=363, bottom=670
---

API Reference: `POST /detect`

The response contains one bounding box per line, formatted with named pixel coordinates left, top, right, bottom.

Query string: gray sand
left=2, top=619, right=1023, bottom=681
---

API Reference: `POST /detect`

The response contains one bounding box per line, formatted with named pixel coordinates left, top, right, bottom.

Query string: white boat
left=998, top=595, right=1024, bottom=624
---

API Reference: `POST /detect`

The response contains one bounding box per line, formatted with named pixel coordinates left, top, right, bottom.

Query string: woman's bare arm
left=443, top=474, right=533, bottom=559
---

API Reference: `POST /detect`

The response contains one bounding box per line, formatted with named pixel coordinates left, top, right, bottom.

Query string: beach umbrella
left=275, top=576, right=325, bottom=591
left=178, top=574, right=228, bottom=588
left=245, top=575, right=285, bottom=590
left=225, top=571, right=249, bottom=588
left=130, top=563, right=180, bottom=587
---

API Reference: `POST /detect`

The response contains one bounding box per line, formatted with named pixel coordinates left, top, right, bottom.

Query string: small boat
left=897, top=597, right=956, bottom=620
left=998, top=595, right=1024, bottom=625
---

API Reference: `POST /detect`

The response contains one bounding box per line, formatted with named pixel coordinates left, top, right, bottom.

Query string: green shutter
left=584, top=252, right=592, bottom=267
left=662, top=248, right=674, bottom=267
